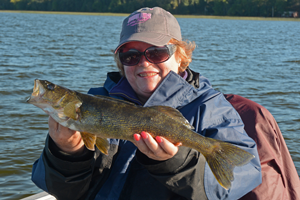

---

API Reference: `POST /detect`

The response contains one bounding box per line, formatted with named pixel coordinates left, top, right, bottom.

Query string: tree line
left=1, top=0, right=299, bottom=17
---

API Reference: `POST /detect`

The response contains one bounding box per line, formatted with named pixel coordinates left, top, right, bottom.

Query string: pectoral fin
left=95, top=137, right=110, bottom=155
left=64, top=100, right=82, bottom=120
left=80, top=132, right=97, bottom=151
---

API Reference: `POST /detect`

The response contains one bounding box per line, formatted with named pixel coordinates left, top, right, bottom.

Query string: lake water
left=0, top=12, right=299, bottom=199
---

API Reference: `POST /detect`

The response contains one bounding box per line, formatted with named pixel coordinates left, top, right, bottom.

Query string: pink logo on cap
left=127, top=13, right=151, bottom=26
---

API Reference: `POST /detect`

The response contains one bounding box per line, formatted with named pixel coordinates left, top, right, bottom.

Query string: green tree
left=4, top=0, right=300, bottom=16
left=0, top=0, right=14, bottom=9
left=212, top=0, right=228, bottom=15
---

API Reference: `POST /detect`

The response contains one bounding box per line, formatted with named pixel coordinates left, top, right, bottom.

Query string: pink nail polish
left=155, top=136, right=162, bottom=143
left=141, top=131, right=148, bottom=139
left=134, top=134, right=140, bottom=141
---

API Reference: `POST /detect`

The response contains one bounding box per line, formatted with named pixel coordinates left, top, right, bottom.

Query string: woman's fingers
left=48, top=116, right=58, bottom=133
left=48, top=116, right=85, bottom=154
left=134, top=132, right=156, bottom=157
left=134, top=131, right=179, bottom=161
left=155, top=136, right=180, bottom=157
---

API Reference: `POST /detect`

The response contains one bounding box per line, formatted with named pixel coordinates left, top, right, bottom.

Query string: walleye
left=27, top=79, right=254, bottom=190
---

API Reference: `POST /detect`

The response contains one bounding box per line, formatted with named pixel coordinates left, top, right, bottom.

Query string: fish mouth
left=26, top=79, right=45, bottom=103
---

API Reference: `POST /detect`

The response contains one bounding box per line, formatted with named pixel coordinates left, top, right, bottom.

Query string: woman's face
left=121, top=41, right=180, bottom=103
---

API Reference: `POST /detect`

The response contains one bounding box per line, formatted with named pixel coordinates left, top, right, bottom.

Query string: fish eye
left=47, top=83, right=55, bottom=90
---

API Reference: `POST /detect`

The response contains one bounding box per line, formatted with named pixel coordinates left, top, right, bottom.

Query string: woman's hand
left=48, top=116, right=85, bottom=155
left=133, top=131, right=182, bottom=161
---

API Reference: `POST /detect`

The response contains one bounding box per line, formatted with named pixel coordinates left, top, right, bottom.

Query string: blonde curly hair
left=114, top=38, right=196, bottom=76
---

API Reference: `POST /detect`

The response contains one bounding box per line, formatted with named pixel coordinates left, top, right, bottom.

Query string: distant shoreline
left=1, top=10, right=300, bottom=21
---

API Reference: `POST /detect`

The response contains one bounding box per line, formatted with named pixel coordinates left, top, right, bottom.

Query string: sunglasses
left=118, top=44, right=177, bottom=66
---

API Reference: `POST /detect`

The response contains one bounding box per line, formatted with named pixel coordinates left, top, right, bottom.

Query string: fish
left=27, top=79, right=254, bottom=190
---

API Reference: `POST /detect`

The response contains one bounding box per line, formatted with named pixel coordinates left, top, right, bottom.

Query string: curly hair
left=170, top=38, right=196, bottom=72
left=114, top=38, right=196, bottom=75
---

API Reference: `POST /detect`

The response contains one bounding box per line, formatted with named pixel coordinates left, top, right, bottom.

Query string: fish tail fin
left=201, top=139, right=255, bottom=190
left=80, top=132, right=109, bottom=155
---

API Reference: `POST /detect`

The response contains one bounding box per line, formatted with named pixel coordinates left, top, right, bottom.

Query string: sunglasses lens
left=119, top=50, right=140, bottom=66
left=145, top=47, right=170, bottom=63
left=119, top=45, right=174, bottom=66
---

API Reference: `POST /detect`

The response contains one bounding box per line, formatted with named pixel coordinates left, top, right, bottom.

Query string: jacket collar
left=109, top=76, right=143, bottom=105
left=144, top=71, right=197, bottom=108
left=103, top=70, right=214, bottom=108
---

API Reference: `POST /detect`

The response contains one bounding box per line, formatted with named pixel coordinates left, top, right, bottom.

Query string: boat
left=21, top=192, right=56, bottom=200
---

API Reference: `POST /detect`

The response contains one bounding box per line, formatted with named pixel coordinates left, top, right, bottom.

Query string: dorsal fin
left=150, top=106, right=194, bottom=130
left=93, top=95, right=137, bottom=106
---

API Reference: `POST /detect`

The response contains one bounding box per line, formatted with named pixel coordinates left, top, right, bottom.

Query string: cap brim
left=114, top=32, right=172, bottom=53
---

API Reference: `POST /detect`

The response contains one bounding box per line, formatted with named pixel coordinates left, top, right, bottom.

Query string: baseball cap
left=114, top=7, right=182, bottom=53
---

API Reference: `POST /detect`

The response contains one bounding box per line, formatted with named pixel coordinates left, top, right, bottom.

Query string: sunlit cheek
left=159, top=56, right=180, bottom=77
left=124, top=66, right=134, bottom=79
left=160, top=66, right=176, bottom=78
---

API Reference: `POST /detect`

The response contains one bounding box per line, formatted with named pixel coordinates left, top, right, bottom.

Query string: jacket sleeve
left=136, top=146, right=208, bottom=200
left=201, top=94, right=262, bottom=200
left=32, top=134, right=96, bottom=200
left=137, top=93, right=262, bottom=200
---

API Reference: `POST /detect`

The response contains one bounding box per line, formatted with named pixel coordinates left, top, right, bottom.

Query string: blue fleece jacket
left=32, top=70, right=262, bottom=200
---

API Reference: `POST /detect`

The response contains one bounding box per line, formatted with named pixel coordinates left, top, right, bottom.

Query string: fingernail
left=155, top=136, right=162, bottom=143
left=141, top=131, right=148, bottom=139
left=175, top=142, right=182, bottom=146
left=134, top=134, right=140, bottom=141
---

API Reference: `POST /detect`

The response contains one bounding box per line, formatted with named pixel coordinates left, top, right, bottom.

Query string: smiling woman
left=121, top=41, right=181, bottom=103
left=30, top=7, right=262, bottom=200
left=114, top=38, right=196, bottom=76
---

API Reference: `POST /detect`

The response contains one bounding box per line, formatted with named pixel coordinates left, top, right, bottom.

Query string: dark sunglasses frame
left=118, top=44, right=177, bottom=66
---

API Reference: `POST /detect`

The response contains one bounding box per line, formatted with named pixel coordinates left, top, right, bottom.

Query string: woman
left=32, top=7, right=262, bottom=200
